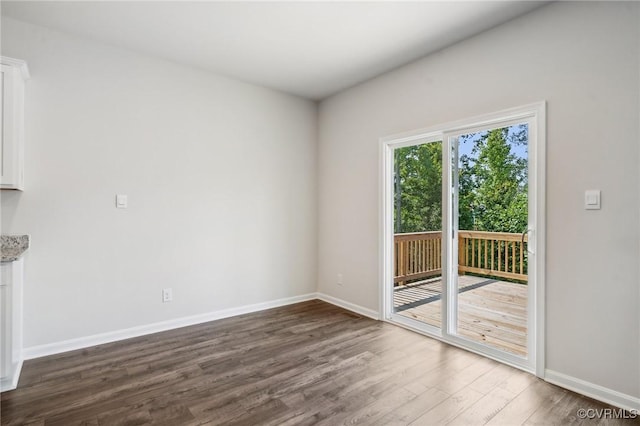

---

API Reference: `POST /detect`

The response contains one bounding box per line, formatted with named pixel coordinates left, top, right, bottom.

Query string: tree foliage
left=394, top=142, right=442, bottom=233
left=458, top=126, right=528, bottom=232
left=394, top=125, right=528, bottom=234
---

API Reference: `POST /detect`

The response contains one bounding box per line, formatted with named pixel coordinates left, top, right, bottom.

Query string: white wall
left=318, top=2, right=640, bottom=400
left=0, top=17, right=317, bottom=348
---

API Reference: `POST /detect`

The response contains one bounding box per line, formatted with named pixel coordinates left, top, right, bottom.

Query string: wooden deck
left=394, top=275, right=527, bottom=356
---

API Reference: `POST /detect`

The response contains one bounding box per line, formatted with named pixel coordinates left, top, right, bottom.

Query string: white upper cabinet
left=1, top=57, right=29, bottom=191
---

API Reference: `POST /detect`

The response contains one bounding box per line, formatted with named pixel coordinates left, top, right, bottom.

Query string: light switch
left=116, top=194, right=128, bottom=209
left=584, top=190, right=600, bottom=210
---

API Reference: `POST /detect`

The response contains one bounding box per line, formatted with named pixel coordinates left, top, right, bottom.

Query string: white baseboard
left=0, top=359, right=23, bottom=392
left=315, top=292, right=380, bottom=320
left=545, top=369, right=640, bottom=413
left=23, top=293, right=317, bottom=360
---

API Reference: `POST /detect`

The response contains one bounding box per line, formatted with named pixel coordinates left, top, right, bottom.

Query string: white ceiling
left=2, top=1, right=547, bottom=100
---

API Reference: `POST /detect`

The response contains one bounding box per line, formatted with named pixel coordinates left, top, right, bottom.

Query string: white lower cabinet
left=0, top=258, right=24, bottom=392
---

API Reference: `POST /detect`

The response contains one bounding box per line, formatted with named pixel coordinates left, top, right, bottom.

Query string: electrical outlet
left=162, top=288, right=173, bottom=303
left=337, top=273, right=343, bottom=286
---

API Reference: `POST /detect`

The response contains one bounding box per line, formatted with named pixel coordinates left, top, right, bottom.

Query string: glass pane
left=392, top=141, right=443, bottom=329
left=455, top=124, right=529, bottom=356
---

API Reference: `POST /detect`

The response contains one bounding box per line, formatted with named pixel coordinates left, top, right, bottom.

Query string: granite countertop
left=1, top=235, right=30, bottom=262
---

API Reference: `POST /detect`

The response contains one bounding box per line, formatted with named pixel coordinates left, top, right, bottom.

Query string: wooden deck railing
left=394, top=232, right=442, bottom=284
left=458, top=230, right=528, bottom=282
left=394, top=230, right=528, bottom=285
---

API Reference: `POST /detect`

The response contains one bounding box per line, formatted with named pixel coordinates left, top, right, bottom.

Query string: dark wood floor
left=1, top=300, right=635, bottom=425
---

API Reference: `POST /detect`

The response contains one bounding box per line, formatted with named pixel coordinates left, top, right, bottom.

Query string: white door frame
left=379, top=102, right=546, bottom=377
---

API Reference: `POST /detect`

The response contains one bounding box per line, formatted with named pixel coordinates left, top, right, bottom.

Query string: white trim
left=443, top=134, right=454, bottom=336
left=0, top=359, right=23, bottom=392
left=316, top=292, right=380, bottom=320
left=545, top=369, right=640, bottom=413
left=22, top=293, right=382, bottom=361
left=379, top=138, right=395, bottom=321
left=0, top=56, right=30, bottom=80
left=380, top=102, right=546, bottom=144
left=379, top=102, right=546, bottom=376
left=533, top=102, right=546, bottom=378
left=23, top=293, right=317, bottom=360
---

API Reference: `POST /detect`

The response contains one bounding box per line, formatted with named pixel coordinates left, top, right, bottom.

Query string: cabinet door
left=1, top=66, right=6, bottom=183
left=0, top=64, right=23, bottom=190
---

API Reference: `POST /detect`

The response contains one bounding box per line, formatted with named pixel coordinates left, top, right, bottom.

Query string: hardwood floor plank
left=1, top=300, right=631, bottom=425
left=486, top=380, right=565, bottom=426
left=409, top=386, right=485, bottom=425
left=447, top=386, right=517, bottom=425
left=325, top=387, right=417, bottom=425
left=372, top=387, right=450, bottom=425
left=468, top=363, right=523, bottom=394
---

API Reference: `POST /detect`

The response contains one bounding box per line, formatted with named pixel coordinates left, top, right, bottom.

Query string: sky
left=457, top=123, right=528, bottom=164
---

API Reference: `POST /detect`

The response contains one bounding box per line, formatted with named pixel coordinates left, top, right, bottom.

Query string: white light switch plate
left=162, top=288, right=173, bottom=303
left=116, top=194, right=128, bottom=209
left=584, top=190, right=600, bottom=210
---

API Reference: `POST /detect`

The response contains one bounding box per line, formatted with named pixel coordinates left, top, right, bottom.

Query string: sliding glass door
left=383, top=105, right=543, bottom=373
left=392, top=140, right=444, bottom=331
left=449, top=124, right=531, bottom=358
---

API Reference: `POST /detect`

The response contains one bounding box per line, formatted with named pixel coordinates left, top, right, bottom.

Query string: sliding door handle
left=521, top=228, right=534, bottom=254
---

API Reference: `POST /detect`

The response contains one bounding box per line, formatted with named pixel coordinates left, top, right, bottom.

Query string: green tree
left=394, top=142, right=442, bottom=233
left=394, top=125, right=527, bottom=234
left=458, top=126, right=528, bottom=233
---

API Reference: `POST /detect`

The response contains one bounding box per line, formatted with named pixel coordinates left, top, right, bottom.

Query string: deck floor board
left=394, top=276, right=528, bottom=356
